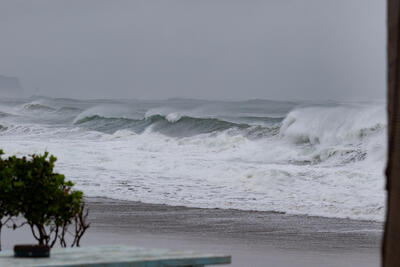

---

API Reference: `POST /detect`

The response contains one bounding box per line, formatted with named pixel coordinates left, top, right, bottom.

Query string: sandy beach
left=2, top=197, right=383, bottom=267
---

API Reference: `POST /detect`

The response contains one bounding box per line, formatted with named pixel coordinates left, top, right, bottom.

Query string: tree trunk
left=383, top=1, right=400, bottom=266
left=0, top=223, right=3, bottom=251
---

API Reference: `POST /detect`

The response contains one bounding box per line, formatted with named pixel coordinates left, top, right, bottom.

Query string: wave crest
left=74, top=113, right=253, bottom=136
left=22, top=102, right=56, bottom=112
left=280, top=105, right=386, bottom=145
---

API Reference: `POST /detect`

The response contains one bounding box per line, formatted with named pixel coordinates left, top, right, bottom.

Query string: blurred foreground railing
left=0, top=245, right=231, bottom=267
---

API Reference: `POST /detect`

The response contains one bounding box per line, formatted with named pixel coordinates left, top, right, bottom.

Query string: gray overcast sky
left=0, top=0, right=386, bottom=100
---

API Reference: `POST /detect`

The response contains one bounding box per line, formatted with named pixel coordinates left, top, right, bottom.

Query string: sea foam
left=0, top=97, right=387, bottom=221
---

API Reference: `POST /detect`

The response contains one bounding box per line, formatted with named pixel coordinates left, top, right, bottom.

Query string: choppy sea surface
left=0, top=96, right=386, bottom=221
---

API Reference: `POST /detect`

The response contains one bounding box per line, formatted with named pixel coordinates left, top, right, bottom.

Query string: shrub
left=0, top=149, right=20, bottom=250
left=0, top=151, right=89, bottom=249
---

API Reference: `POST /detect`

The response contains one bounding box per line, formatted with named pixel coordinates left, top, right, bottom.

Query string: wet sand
left=2, top=197, right=383, bottom=267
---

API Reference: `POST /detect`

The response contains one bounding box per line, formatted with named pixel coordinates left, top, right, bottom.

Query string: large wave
left=22, top=102, right=56, bottom=112
left=280, top=105, right=385, bottom=145
left=74, top=114, right=254, bottom=137
left=277, top=105, right=386, bottom=165
left=15, top=100, right=83, bottom=115
left=72, top=105, right=283, bottom=138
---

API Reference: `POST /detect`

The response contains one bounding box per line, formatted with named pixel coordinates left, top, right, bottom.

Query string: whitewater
left=0, top=97, right=386, bottom=221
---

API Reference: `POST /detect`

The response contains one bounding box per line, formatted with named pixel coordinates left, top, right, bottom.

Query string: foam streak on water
left=0, top=97, right=386, bottom=221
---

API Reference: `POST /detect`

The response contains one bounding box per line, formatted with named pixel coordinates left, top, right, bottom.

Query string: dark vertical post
left=384, top=1, right=400, bottom=266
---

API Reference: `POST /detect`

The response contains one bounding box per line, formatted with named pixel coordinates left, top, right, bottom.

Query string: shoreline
left=87, top=196, right=384, bottom=224
left=85, top=197, right=383, bottom=252
left=2, top=197, right=383, bottom=267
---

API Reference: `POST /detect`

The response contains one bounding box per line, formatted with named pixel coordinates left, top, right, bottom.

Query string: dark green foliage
left=0, top=149, right=18, bottom=216
left=0, top=151, right=89, bottom=249
left=0, top=149, right=20, bottom=251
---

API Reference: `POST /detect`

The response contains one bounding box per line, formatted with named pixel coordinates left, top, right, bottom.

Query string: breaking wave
left=278, top=105, right=386, bottom=165
left=22, top=102, right=56, bottom=112
left=280, top=105, right=385, bottom=145
left=74, top=114, right=254, bottom=136
left=18, top=100, right=83, bottom=115
left=0, top=111, right=10, bottom=118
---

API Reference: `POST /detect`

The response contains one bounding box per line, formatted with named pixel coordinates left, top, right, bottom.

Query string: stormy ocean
left=0, top=96, right=386, bottom=222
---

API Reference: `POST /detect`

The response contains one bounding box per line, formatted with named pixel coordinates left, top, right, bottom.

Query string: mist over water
left=0, top=96, right=386, bottom=221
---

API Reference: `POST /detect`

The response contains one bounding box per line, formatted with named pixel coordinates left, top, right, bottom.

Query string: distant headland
left=0, top=75, right=23, bottom=96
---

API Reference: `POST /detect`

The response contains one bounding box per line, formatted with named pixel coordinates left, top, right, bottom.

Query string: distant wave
left=56, top=106, right=83, bottom=113
left=74, top=114, right=258, bottom=136
left=0, top=111, right=10, bottom=118
left=20, top=101, right=83, bottom=115
left=22, top=102, right=56, bottom=112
